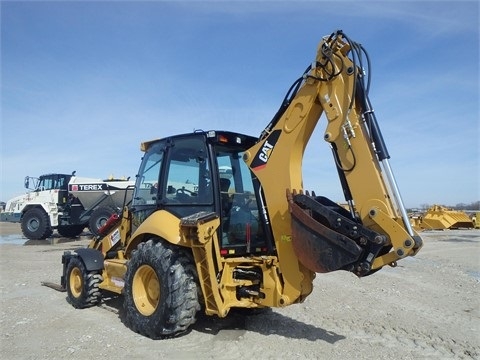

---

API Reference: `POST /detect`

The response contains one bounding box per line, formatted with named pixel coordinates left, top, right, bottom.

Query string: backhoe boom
left=245, top=30, right=422, bottom=286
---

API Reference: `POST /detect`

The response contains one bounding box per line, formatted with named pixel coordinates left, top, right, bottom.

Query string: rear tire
left=21, top=208, right=52, bottom=240
left=123, top=239, right=200, bottom=339
left=57, top=225, right=85, bottom=238
left=66, top=256, right=103, bottom=308
left=89, top=206, right=116, bottom=236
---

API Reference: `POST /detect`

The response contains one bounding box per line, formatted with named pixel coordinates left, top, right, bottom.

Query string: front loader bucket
left=287, top=191, right=363, bottom=274
left=421, top=205, right=474, bottom=230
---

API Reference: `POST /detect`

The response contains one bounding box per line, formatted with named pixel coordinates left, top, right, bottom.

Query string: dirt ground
left=0, top=222, right=478, bottom=359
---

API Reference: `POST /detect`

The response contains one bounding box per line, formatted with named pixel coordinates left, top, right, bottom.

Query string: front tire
left=123, top=239, right=200, bottom=339
left=21, top=208, right=52, bottom=240
left=66, top=256, right=103, bottom=308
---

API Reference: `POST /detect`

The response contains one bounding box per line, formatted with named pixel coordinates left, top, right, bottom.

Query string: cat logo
left=251, top=130, right=281, bottom=170
left=258, top=140, right=274, bottom=163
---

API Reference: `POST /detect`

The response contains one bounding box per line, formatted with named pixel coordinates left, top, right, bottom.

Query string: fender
left=62, top=248, right=104, bottom=272
left=60, top=248, right=104, bottom=289
left=125, top=209, right=183, bottom=254
left=74, top=248, right=104, bottom=271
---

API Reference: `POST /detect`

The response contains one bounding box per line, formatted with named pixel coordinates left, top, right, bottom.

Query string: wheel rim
left=132, top=264, right=160, bottom=316
left=69, top=267, right=83, bottom=298
left=97, top=217, right=108, bottom=228
left=27, top=218, right=39, bottom=232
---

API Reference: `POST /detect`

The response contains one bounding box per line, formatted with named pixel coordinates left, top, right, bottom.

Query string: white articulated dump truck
left=1, top=172, right=134, bottom=240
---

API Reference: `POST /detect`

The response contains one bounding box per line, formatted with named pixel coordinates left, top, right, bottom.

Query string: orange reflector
left=218, top=135, right=228, bottom=143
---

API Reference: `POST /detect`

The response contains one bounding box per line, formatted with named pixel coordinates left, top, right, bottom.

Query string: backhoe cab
left=60, top=30, right=422, bottom=339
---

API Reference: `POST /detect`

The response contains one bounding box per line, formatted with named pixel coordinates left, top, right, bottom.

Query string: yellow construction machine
left=416, top=205, right=474, bottom=230
left=60, top=30, right=423, bottom=339
left=473, top=212, right=480, bottom=229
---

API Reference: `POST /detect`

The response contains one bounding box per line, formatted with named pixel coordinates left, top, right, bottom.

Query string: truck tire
left=88, top=206, right=116, bottom=237
left=57, top=225, right=85, bottom=238
left=21, top=208, right=52, bottom=240
left=123, top=239, right=200, bottom=339
left=66, top=256, right=103, bottom=308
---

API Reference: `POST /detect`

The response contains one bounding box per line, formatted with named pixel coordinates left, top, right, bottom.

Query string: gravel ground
left=0, top=222, right=479, bottom=359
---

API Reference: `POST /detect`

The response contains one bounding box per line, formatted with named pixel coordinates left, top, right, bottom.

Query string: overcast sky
left=1, top=0, right=479, bottom=209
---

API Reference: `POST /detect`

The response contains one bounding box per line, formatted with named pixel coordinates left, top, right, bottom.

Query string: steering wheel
left=175, top=187, right=194, bottom=202
left=176, top=187, right=194, bottom=196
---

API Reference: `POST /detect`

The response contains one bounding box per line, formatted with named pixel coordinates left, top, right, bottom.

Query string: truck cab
left=2, top=173, right=72, bottom=229
left=26, top=173, right=72, bottom=208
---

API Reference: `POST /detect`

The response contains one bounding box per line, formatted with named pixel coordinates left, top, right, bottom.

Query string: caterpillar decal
left=250, top=129, right=281, bottom=170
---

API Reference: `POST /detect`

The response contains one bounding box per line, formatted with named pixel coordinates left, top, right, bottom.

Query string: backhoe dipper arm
left=244, top=31, right=422, bottom=294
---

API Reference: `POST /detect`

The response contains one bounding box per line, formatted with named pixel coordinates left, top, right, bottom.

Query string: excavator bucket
left=287, top=190, right=366, bottom=274
left=420, top=205, right=474, bottom=230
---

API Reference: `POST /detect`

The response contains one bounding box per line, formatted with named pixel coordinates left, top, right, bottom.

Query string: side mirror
left=24, top=176, right=30, bottom=189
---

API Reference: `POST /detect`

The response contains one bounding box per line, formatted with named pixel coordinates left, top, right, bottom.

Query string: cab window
left=133, top=143, right=164, bottom=206
left=164, top=137, right=212, bottom=204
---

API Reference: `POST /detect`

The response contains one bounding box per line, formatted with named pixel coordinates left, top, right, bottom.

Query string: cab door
left=160, top=135, right=214, bottom=218
left=131, top=134, right=215, bottom=231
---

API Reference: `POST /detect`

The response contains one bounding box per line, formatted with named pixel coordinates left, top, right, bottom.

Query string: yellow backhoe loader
left=59, top=30, right=423, bottom=339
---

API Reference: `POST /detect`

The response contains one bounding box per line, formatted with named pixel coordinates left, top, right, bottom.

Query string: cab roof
left=140, top=130, right=257, bottom=152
